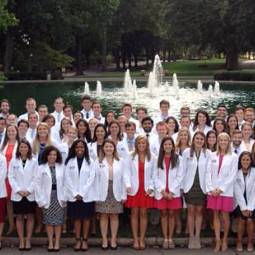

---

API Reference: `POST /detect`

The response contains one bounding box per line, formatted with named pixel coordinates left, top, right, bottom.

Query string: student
left=108, top=120, right=128, bottom=158
left=8, top=140, right=37, bottom=250
left=65, top=140, right=96, bottom=251
left=92, top=101, right=105, bottom=124
left=76, top=119, right=91, bottom=143
left=88, top=124, right=107, bottom=161
left=182, top=132, right=210, bottom=249
left=212, top=117, right=227, bottom=136
left=80, top=95, right=93, bottom=121
left=206, top=130, right=217, bottom=152
left=165, top=117, right=179, bottom=138
left=51, top=97, right=65, bottom=129
left=206, top=132, right=238, bottom=252
left=123, top=122, right=137, bottom=153
left=192, top=110, right=212, bottom=136
left=154, top=100, right=171, bottom=124
left=17, top=120, right=29, bottom=140
left=95, top=139, right=128, bottom=249
left=234, top=152, right=255, bottom=252
left=34, top=146, right=65, bottom=252
left=125, top=135, right=155, bottom=250
left=154, top=137, right=183, bottom=249
left=18, top=98, right=38, bottom=121
left=0, top=99, right=10, bottom=119
left=38, top=105, right=48, bottom=122
left=104, top=111, right=116, bottom=131
left=175, top=127, right=191, bottom=155
left=241, top=122, right=254, bottom=152
left=0, top=117, right=6, bottom=148
left=26, top=112, right=39, bottom=143
left=1, top=125, right=19, bottom=235
left=0, top=153, right=7, bottom=249
left=226, top=114, right=239, bottom=138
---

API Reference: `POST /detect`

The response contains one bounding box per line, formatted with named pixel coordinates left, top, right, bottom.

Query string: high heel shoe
left=81, top=238, right=88, bottom=251
left=74, top=238, right=81, bottom=251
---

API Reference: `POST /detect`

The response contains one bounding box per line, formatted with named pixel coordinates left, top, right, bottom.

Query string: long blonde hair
left=175, top=127, right=191, bottom=150
left=132, top=135, right=151, bottom=161
left=216, top=132, right=232, bottom=155
left=32, top=122, right=52, bottom=154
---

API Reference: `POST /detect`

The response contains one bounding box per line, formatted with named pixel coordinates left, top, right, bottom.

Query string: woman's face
left=228, top=117, right=237, bottom=129
left=103, top=142, right=114, bottom=157
left=46, top=118, right=55, bottom=128
left=7, top=126, right=17, bottom=140
left=215, top=121, right=224, bottom=133
left=207, top=133, right=217, bottom=146
left=106, top=113, right=115, bottom=123
left=62, top=119, right=71, bottom=133
left=241, top=154, right=251, bottom=170
left=19, top=143, right=29, bottom=157
left=109, top=123, right=119, bottom=136
left=163, top=139, right=173, bottom=154
left=197, top=113, right=206, bottom=125
left=194, top=134, right=205, bottom=149
left=179, top=131, right=189, bottom=144
left=137, top=138, right=147, bottom=153
left=242, top=125, right=252, bottom=139
left=167, top=119, right=176, bottom=131
left=74, top=113, right=82, bottom=124
left=95, top=126, right=106, bottom=140
left=47, top=150, right=57, bottom=164
left=67, top=129, right=77, bottom=141
left=78, top=122, right=87, bottom=134
left=37, top=125, right=48, bottom=138
left=75, top=142, right=85, bottom=157
left=218, top=136, right=229, bottom=151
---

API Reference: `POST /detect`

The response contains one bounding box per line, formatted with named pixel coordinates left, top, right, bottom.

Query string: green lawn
left=163, top=59, right=226, bottom=76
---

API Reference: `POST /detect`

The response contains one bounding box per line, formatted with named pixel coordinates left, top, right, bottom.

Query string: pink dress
left=207, top=154, right=234, bottom=212
left=154, top=156, right=182, bottom=210
left=126, top=161, right=154, bottom=208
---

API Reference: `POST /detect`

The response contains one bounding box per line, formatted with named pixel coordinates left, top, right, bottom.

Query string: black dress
left=13, top=160, right=36, bottom=215
left=67, top=157, right=95, bottom=220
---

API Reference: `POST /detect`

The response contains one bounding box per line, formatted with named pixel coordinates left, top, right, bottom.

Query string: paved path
left=0, top=247, right=245, bottom=255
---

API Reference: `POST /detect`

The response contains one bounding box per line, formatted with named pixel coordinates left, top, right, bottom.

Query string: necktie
left=86, top=112, right=89, bottom=119
left=234, top=149, right=238, bottom=154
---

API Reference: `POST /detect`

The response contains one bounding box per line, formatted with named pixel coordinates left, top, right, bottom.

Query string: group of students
left=0, top=96, right=255, bottom=252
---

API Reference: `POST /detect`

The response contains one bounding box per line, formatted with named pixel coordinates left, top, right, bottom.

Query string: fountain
left=214, top=81, right=220, bottom=95
left=96, top=80, right=102, bottom=97
left=147, top=71, right=157, bottom=96
left=123, top=69, right=133, bottom=95
left=84, top=82, right=90, bottom=95
left=197, top=80, right=203, bottom=92
left=208, top=84, right=213, bottom=98
left=132, top=80, right=138, bottom=99
left=152, top=54, right=164, bottom=86
left=172, top=73, right=179, bottom=95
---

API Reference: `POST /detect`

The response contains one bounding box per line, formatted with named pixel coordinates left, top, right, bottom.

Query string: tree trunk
left=101, top=26, right=107, bottom=71
left=75, top=34, right=83, bottom=75
left=4, top=32, right=14, bottom=73
left=128, top=55, right=132, bottom=68
left=225, top=49, right=239, bottom=70
left=134, top=54, right=138, bottom=68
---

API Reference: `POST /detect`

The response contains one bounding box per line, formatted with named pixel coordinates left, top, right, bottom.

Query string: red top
left=164, top=156, right=171, bottom=192
left=5, top=143, right=15, bottom=199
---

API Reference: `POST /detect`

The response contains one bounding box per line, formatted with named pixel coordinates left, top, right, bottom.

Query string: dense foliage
left=0, top=0, right=255, bottom=74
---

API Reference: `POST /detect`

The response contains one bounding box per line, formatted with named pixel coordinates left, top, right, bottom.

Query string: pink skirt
left=154, top=197, right=182, bottom=210
left=207, top=195, right=234, bottom=212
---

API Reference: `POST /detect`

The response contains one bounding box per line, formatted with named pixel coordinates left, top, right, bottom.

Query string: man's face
left=6, top=114, right=17, bottom=125
left=232, top=133, right=242, bottom=147
left=244, top=111, right=254, bottom=123
left=122, top=106, right=132, bottom=118
left=18, top=122, right=29, bottom=135
left=92, top=104, right=101, bottom=116
left=26, top=100, right=36, bottom=113
left=82, top=99, right=92, bottom=111
left=54, top=99, right=64, bottom=112
left=126, top=126, right=136, bottom=138
left=137, top=110, right=147, bottom=122
left=1, top=102, right=10, bottom=114
left=38, top=107, right=48, bottom=120
left=156, top=125, right=168, bottom=138
left=180, top=117, right=191, bottom=128
left=160, top=104, right=169, bottom=115
left=142, top=120, right=153, bottom=133
left=217, top=107, right=227, bottom=118
left=28, top=114, right=38, bottom=128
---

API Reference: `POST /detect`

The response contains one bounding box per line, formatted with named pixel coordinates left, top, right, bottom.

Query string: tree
left=0, top=0, right=16, bottom=31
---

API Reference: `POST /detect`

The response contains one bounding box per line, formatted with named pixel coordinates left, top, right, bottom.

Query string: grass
left=163, top=59, right=226, bottom=76
left=0, top=72, right=6, bottom=81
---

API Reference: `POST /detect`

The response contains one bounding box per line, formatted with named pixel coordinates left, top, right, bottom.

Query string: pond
left=0, top=81, right=255, bottom=118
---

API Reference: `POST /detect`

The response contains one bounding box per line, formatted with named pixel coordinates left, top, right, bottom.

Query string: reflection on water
left=1, top=81, right=255, bottom=118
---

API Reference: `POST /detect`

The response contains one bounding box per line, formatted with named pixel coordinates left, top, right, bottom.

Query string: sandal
left=132, top=239, right=139, bottom=250
left=74, top=238, right=81, bottom=251
left=168, top=239, right=175, bottom=249
left=81, top=239, right=88, bottom=251
left=162, top=239, right=168, bottom=249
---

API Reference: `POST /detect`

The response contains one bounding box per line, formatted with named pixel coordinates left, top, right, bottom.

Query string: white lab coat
left=8, top=157, right=37, bottom=201
left=34, top=163, right=66, bottom=209
left=64, top=157, right=96, bottom=202
left=240, top=139, right=255, bottom=152
left=0, top=153, right=7, bottom=198
left=88, top=142, right=99, bottom=161
left=95, top=158, right=128, bottom=201
left=126, top=154, right=156, bottom=197
left=234, top=168, right=255, bottom=211
left=182, top=148, right=210, bottom=194
left=154, top=154, right=183, bottom=200
left=191, top=125, right=212, bottom=137
left=206, top=152, right=238, bottom=197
